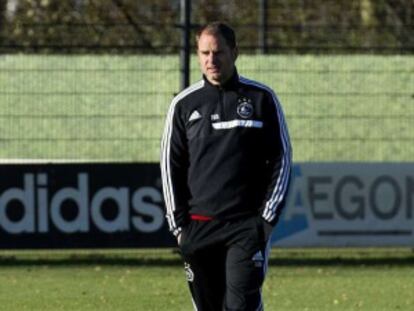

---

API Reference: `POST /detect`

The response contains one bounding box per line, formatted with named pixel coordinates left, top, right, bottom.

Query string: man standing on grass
left=161, top=21, right=292, bottom=311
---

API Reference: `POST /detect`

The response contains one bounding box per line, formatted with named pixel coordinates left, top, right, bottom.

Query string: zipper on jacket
left=218, top=87, right=225, bottom=121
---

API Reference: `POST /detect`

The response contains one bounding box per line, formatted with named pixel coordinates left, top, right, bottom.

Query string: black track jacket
left=161, top=70, right=292, bottom=238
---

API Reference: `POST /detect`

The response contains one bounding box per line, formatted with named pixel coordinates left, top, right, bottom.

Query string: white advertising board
left=271, top=163, right=414, bottom=247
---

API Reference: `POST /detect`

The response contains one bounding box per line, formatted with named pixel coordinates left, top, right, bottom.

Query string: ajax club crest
left=237, top=97, right=254, bottom=119
left=184, top=262, right=194, bottom=282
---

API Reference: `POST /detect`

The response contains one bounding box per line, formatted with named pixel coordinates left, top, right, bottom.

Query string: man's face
left=197, top=32, right=237, bottom=86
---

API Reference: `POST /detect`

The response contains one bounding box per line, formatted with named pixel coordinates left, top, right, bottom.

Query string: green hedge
left=0, top=54, right=413, bottom=162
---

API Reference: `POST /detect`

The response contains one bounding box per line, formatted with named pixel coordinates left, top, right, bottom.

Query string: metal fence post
left=258, top=0, right=268, bottom=54
left=180, top=0, right=191, bottom=91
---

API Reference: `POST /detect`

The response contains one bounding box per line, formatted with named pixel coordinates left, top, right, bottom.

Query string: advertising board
left=0, top=162, right=412, bottom=248
left=0, top=163, right=174, bottom=248
left=273, top=163, right=414, bottom=247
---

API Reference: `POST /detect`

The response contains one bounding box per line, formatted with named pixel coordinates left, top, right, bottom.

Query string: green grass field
left=0, top=54, right=413, bottom=162
left=0, top=248, right=413, bottom=310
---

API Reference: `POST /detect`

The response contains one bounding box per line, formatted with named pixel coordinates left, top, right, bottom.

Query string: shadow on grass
left=1, top=249, right=414, bottom=267
left=268, top=256, right=414, bottom=267
left=0, top=256, right=184, bottom=267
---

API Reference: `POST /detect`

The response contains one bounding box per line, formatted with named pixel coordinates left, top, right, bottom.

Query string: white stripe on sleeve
left=239, top=76, right=292, bottom=223
left=160, top=81, right=204, bottom=234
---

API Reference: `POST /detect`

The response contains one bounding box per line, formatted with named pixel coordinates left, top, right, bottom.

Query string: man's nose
left=209, top=52, right=218, bottom=64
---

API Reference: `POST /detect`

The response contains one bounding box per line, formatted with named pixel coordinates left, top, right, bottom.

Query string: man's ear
left=233, top=46, right=239, bottom=61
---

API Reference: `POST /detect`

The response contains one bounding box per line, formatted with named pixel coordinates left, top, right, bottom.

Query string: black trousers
left=179, top=216, right=270, bottom=311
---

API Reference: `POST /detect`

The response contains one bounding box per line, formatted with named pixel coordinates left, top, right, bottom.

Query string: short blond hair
left=196, top=22, right=237, bottom=49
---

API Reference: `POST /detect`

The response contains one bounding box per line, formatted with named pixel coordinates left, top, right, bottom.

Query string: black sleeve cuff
left=260, top=217, right=275, bottom=242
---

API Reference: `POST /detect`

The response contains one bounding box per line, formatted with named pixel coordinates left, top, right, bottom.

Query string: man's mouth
left=208, top=67, right=220, bottom=73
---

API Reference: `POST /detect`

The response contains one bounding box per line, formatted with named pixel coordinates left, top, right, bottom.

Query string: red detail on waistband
left=190, top=214, right=214, bottom=221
